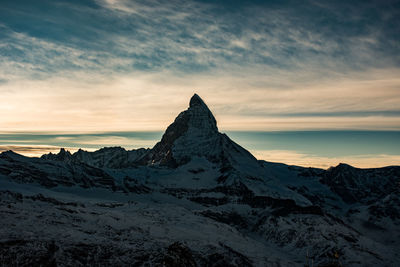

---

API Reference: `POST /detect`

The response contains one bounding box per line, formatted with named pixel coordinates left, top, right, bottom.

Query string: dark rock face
left=1, top=151, right=116, bottom=190
left=73, top=147, right=149, bottom=168
left=142, top=108, right=190, bottom=167
left=189, top=196, right=229, bottom=206
left=187, top=93, right=218, bottom=132
left=240, top=194, right=323, bottom=216
left=200, top=211, right=248, bottom=229
left=0, top=156, right=56, bottom=187
left=123, top=176, right=151, bottom=193
left=140, top=93, right=220, bottom=167
left=205, top=243, right=253, bottom=267
left=1, top=94, right=400, bottom=266
left=368, top=192, right=400, bottom=220
left=321, top=163, right=400, bottom=204
left=0, top=240, right=58, bottom=267
left=0, top=239, right=253, bottom=267
left=139, top=94, right=259, bottom=172
left=161, top=242, right=197, bottom=267
left=41, top=148, right=72, bottom=162
left=42, top=147, right=149, bottom=169
left=159, top=242, right=253, bottom=267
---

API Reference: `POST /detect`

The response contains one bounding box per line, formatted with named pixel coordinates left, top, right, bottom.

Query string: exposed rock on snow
left=140, top=94, right=258, bottom=168
left=42, top=146, right=149, bottom=169
left=1, top=94, right=400, bottom=266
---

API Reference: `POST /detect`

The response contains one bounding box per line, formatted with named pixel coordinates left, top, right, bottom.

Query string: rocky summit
left=140, top=93, right=253, bottom=168
left=1, top=94, right=400, bottom=266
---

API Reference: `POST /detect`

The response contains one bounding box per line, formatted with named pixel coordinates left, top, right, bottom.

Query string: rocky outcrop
left=1, top=150, right=116, bottom=190
left=42, top=147, right=149, bottom=169
left=140, top=94, right=258, bottom=168
left=1, top=94, right=400, bottom=266
left=321, top=163, right=400, bottom=204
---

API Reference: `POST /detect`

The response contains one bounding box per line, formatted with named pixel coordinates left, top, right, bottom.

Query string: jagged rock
left=42, top=147, right=149, bottom=169
left=161, top=242, right=197, bottom=267
left=140, top=94, right=258, bottom=169
left=1, top=94, right=399, bottom=266
left=1, top=150, right=117, bottom=190
left=41, top=148, right=73, bottom=162
left=321, top=163, right=400, bottom=204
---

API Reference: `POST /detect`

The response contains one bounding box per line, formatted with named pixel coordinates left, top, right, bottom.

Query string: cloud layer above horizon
left=1, top=0, right=400, bottom=131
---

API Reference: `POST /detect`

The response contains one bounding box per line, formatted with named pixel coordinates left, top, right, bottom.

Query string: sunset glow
left=1, top=0, right=399, bottom=167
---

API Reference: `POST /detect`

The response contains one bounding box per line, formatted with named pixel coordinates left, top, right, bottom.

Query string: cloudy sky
left=1, top=0, right=400, bottom=132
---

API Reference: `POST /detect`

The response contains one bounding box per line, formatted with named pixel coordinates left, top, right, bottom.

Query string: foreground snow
left=1, top=94, right=399, bottom=266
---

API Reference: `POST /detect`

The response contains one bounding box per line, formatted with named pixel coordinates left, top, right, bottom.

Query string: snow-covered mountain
left=138, top=94, right=259, bottom=169
left=42, top=147, right=149, bottom=169
left=1, top=94, right=399, bottom=266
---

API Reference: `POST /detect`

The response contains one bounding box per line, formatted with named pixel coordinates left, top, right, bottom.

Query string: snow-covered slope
left=321, top=163, right=400, bottom=204
left=0, top=150, right=116, bottom=190
left=1, top=94, right=399, bottom=266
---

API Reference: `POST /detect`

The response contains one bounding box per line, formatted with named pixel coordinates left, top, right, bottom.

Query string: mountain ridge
left=1, top=94, right=399, bottom=266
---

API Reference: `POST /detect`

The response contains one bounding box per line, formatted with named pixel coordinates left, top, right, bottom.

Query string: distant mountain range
left=1, top=94, right=399, bottom=266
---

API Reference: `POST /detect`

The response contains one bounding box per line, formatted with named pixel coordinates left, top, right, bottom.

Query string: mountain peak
left=0, top=150, right=25, bottom=160
left=186, top=93, right=217, bottom=132
left=141, top=94, right=219, bottom=166
left=140, top=94, right=258, bottom=168
left=189, top=93, right=205, bottom=108
left=41, top=148, right=72, bottom=162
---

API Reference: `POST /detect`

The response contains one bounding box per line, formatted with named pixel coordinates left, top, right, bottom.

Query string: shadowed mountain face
left=42, top=147, right=149, bottom=169
left=140, top=94, right=257, bottom=168
left=1, top=94, right=400, bottom=266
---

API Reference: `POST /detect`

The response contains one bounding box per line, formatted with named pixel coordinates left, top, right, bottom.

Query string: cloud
left=0, top=0, right=399, bottom=131
left=2, top=0, right=399, bottom=79
left=1, top=67, right=400, bottom=131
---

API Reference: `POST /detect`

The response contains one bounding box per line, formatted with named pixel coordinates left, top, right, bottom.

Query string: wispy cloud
left=0, top=0, right=399, bottom=131
left=2, top=0, right=399, bottom=78
left=1, top=68, right=400, bottom=131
